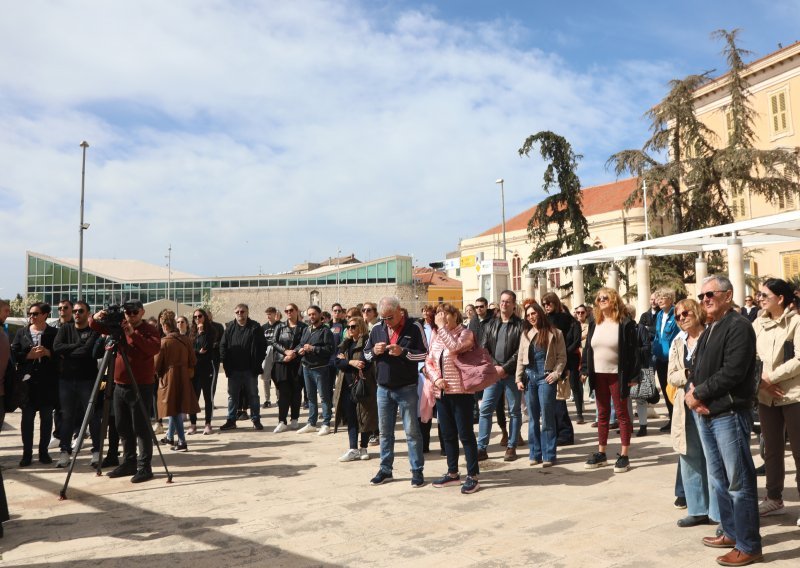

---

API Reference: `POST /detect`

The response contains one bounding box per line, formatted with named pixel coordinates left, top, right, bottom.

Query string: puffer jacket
left=754, top=307, right=800, bottom=407
left=424, top=325, right=474, bottom=396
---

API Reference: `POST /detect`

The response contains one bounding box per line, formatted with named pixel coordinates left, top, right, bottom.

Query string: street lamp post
left=77, top=141, right=89, bottom=300
left=495, top=178, right=507, bottom=260
left=336, top=248, right=341, bottom=303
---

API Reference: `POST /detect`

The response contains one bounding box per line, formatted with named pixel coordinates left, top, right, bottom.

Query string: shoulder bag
left=451, top=335, right=500, bottom=393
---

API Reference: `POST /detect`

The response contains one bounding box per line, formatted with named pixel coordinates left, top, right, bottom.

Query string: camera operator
left=90, top=300, right=160, bottom=483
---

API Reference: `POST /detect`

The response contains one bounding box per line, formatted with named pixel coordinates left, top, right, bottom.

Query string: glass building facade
left=26, top=252, right=412, bottom=311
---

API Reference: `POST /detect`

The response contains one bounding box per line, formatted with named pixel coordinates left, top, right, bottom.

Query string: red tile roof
left=476, top=177, right=640, bottom=237
left=413, top=268, right=462, bottom=288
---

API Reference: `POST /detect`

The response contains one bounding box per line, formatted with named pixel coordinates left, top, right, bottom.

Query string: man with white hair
left=364, top=296, right=427, bottom=488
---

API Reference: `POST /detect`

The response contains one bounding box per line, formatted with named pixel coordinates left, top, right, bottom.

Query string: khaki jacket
left=667, top=332, right=696, bottom=454
left=754, top=307, right=800, bottom=407
left=515, top=327, right=567, bottom=384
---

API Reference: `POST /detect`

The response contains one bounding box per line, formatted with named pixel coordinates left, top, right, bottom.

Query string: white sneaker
left=71, top=436, right=79, bottom=450
left=339, top=449, right=360, bottom=462
left=273, top=422, right=288, bottom=433
left=48, top=436, right=61, bottom=449
left=758, top=497, right=785, bottom=517
left=317, top=425, right=331, bottom=436
left=288, top=419, right=299, bottom=430
left=359, top=448, right=370, bottom=460
left=796, top=515, right=800, bottom=527
left=55, top=451, right=71, bottom=468
left=91, top=451, right=100, bottom=466
left=297, top=423, right=318, bottom=434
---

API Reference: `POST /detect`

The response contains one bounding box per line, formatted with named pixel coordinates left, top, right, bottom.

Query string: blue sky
left=1, top=0, right=798, bottom=297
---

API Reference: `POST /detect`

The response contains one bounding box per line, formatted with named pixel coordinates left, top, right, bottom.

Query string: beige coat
left=515, top=327, right=567, bottom=388
left=754, top=307, right=800, bottom=407
left=667, top=332, right=697, bottom=454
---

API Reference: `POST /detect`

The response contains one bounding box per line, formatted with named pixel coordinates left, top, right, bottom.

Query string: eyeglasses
left=125, top=309, right=140, bottom=315
left=74, top=308, right=86, bottom=315
left=575, top=310, right=586, bottom=315
left=697, top=290, right=724, bottom=301
left=383, top=314, right=395, bottom=321
left=597, top=296, right=609, bottom=302
left=676, top=310, right=692, bottom=321
left=347, top=324, right=358, bottom=330
left=27, top=312, right=42, bottom=317
left=193, top=314, right=204, bottom=319
left=526, top=312, right=537, bottom=319
left=755, top=292, right=772, bottom=300
left=235, top=310, right=247, bottom=315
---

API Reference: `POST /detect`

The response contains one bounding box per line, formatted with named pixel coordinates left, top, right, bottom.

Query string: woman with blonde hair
left=668, top=298, right=718, bottom=527
left=581, top=288, right=640, bottom=473
left=156, top=310, right=199, bottom=451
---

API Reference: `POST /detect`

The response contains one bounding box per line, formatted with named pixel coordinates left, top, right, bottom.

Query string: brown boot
left=499, top=430, right=508, bottom=448
left=503, top=447, right=517, bottom=462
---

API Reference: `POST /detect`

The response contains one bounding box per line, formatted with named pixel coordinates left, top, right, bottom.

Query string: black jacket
left=11, top=325, right=59, bottom=408
left=271, top=321, right=308, bottom=363
left=467, top=309, right=496, bottom=346
left=53, top=322, right=100, bottom=381
left=363, top=318, right=427, bottom=389
left=298, top=324, right=336, bottom=368
left=480, top=314, right=524, bottom=376
left=581, top=317, right=641, bottom=399
left=548, top=311, right=581, bottom=361
left=691, top=309, right=757, bottom=418
left=220, top=318, right=267, bottom=375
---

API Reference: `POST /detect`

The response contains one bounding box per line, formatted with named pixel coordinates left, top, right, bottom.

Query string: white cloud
left=0, top=0, right=674, bottom=295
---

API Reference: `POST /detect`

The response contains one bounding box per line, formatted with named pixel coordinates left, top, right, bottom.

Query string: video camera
left=103, top=301, right=141, bottom=328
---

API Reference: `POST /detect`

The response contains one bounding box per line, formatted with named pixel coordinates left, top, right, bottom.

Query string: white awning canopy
left=528, top=210, right=800, bottom=270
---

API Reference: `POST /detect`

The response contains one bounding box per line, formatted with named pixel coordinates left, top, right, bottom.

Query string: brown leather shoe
left=477, top=448, right=489, bottom=461
left=499, top=431, right=508, bottom=448
left=702, top=534, right=737, bottom=549
left=716, top=548, right=763, bottom=566
left=503, top=447, right=517, bottom=462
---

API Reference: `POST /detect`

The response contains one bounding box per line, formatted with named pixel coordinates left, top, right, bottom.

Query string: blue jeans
left=478, top=376, right=521, bottom=450
left=525, top=369, right=557, bottom=462
left=226, top=370, right=260, bottom=421
left=683, top=410, right=720, bottom=520
left=377, top=384, right=424, bottom=475
left=696, top=410, right=761, bottom=554
left=303, top=366, right=332, bottom=427
left=436, top=392, right=479, bottom=477
left=167, top=414, right=185, bottom=443
left=59, top=378, right=101, bottom=453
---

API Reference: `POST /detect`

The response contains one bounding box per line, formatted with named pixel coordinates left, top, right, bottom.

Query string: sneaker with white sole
left=48, top=437, right=61, bottom=450
left=288, top=419, right=300, bottom=430
left=273, top=422, right=288, bottom=433
left=297, top=423, right=318, bottom=434
left=359, top=448, right=370, bottom=460
left=317, top=425, right=331, bottom=436
left=90, top=451, right=100, bottom=466
left=758, top=497, right=784, bottom=517
left=339, top=449, right=360, bottom=462
left=55, top=451, right=71, bottom=468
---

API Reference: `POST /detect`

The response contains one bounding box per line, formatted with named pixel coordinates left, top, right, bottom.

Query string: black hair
left=762, top=278, right=798, bottom=310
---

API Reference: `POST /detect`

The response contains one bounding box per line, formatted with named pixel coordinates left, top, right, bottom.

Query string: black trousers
left=275, top=361, right=302, bottom=424
left=654, top=360, right=673, bottom=419
left=113, top=383, right=154, bottom=469
left=190, top=367, right=214, bottom=425
left=567, top=355, right=584, bottom=418
left=555, top=399, right=574, bottom=445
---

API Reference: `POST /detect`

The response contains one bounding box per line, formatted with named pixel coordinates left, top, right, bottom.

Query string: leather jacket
left=480, top=314, right=524, bottom=376
left=271, top=320, right=308, bottom=363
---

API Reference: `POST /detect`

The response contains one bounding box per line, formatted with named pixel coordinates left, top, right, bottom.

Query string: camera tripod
left=59, top=335, right=173, bottom=500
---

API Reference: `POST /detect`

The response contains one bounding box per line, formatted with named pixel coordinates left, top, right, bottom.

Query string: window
left=725, top=109, right=735, bottom=144
left=548, top=268, right=561, bottom=290
left=769, top=88, right=791, bottom=137
left=731, top=185, right=747, bottom=218
left=783, top=252, right=800, bottom=280
left=777, top=191, right=795, bottom=210
left=512, top=255, right=522, bottom=291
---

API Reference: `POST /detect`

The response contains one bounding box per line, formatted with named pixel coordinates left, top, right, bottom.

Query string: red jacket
left=89, top=319, right=161, bottom=385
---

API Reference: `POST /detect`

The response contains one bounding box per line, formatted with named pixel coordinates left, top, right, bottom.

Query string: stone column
left=524, top=270, right=536, bottom=302
left=572, top=265, right=585, bottom=309
left=636, top=256, right=650, bottom=321
left=537, top=273, right=548, bottom=302
left=607, top=266, right=619, bottom=291
left=694, top=255, right=708, bottom=298
left=727, top=237, right=745, bottom=306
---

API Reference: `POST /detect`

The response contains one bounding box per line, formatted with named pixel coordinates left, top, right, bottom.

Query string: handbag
left=452, top=341, right=500, bottom=393
left=350, top=372, right=369, bottom=402
left=630, top=367, right=659, bottom=404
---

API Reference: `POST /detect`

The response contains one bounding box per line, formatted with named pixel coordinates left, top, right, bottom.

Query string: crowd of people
left=1, top=273, right=799, bottom=565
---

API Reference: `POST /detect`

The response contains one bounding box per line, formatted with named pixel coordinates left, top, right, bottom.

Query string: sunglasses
left=347, top=324, right=358, bottom=330
left=575, top=310, right=586, bottom=315
left=697, top=290, right=723, bottom=301
left=58, top=306, right=71, bottom=311
left=284, top=308, right=295, bottom=314
left=676, top=310, right=692, bottom=321
left=125, top=309, right=140, bottom=315
left=474, top=305, right=486, bottom=309
left=597, top=296, right=609, bottom=302
left=361, top=308, right=374, bottom=313
left=755, top=292, right=771, bottom=300
left=193, top=314, right=204, bottom=319
left=74, top=308, right=86, bottom=314
left=27, top=312, right=42, bottom=317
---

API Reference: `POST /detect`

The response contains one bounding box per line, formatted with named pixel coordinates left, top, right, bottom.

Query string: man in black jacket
left=686, top=275, right=762, bottom=566
left=477, top=290, right=524, bottom=462
left=364, top=296, right=427, bottom=488
left=53, top=300, right=100, bottom=468
left=296, top=306, right=336, bottom=435
left=219, top=304, right=267, bottom=431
